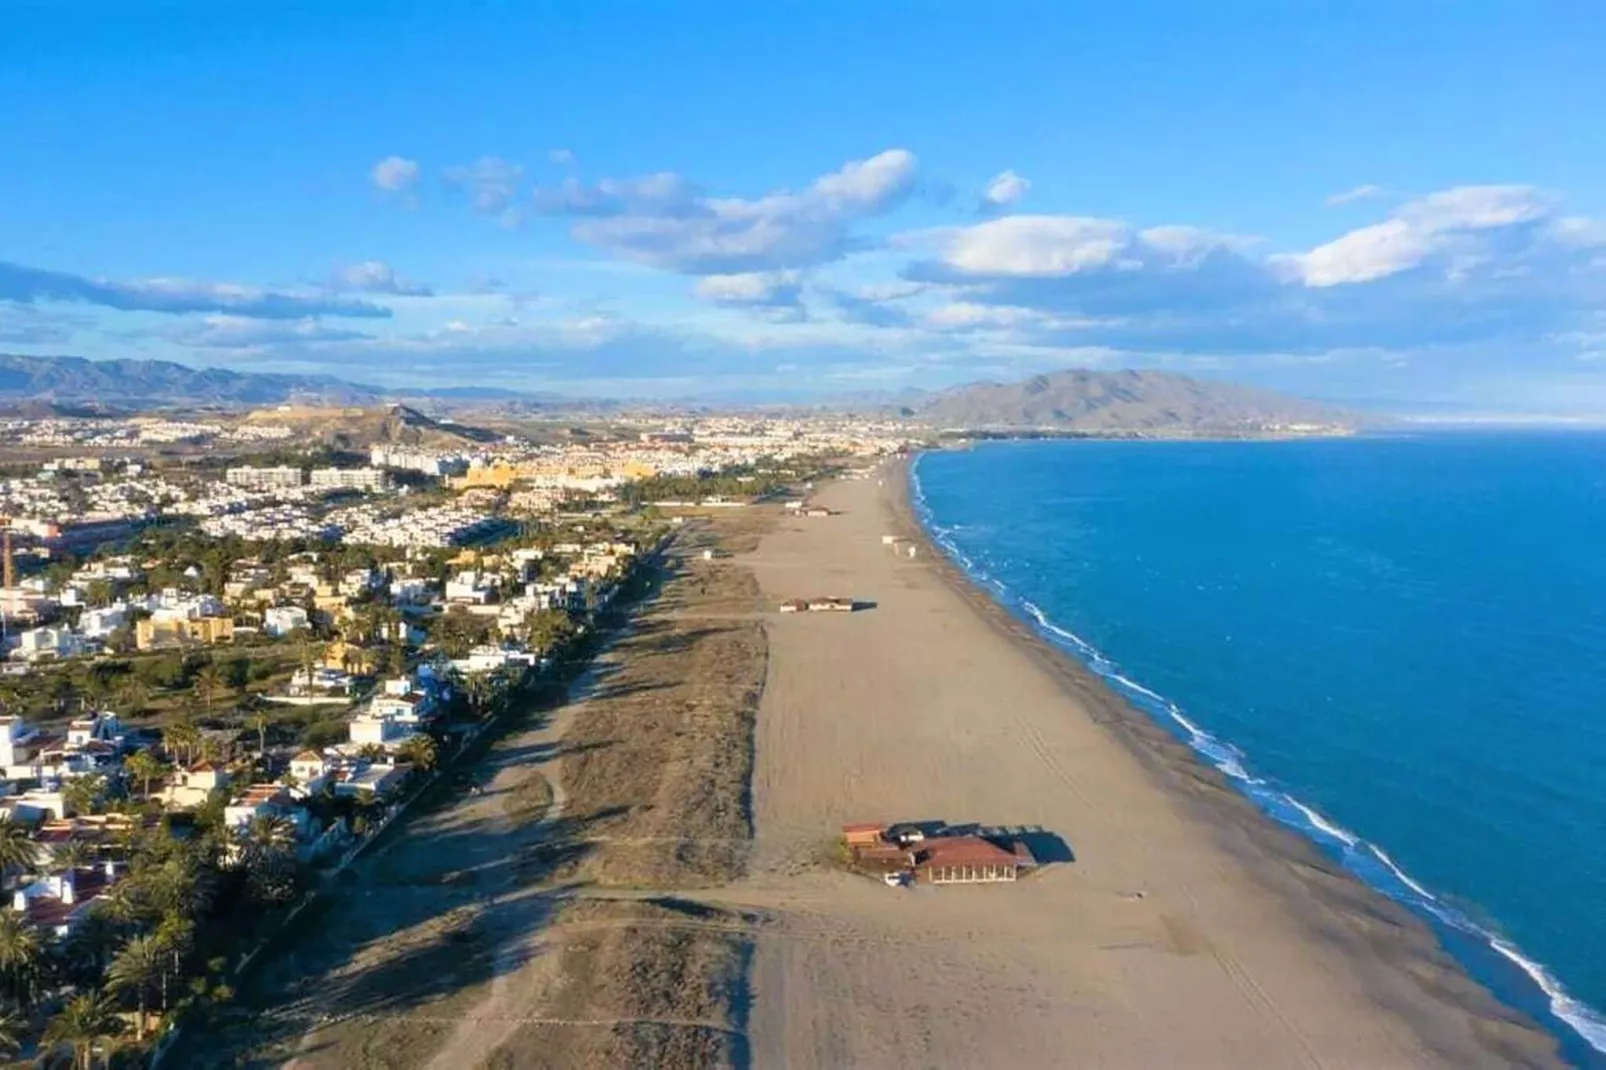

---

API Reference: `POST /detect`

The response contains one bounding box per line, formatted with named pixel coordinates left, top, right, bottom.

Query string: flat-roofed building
left=225, top=466, right=306, bottom=490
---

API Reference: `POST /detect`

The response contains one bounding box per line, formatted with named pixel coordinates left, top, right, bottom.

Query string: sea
left=911, top=433, right=1606, bottom=1067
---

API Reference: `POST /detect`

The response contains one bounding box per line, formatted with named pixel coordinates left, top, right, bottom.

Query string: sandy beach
left=728, top=459, right=1561, bottom=1069
left=199, top=463, right=1564, bottom=1070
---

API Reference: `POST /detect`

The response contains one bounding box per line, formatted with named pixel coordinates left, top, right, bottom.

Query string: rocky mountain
left=908, top=369, right=1349, bottom=433
left=0, top=353, right=383, bottom=407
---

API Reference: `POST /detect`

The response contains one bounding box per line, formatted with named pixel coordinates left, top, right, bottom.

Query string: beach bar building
left=842, top=823, right=1036, bottom=885
left=915, top=835, right=1032, bottom=884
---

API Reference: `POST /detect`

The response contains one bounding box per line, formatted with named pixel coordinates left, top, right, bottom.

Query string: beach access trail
left=723, top=461, right=1561, bottom=1069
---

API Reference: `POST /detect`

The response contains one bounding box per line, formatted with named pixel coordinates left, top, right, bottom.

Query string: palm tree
left=161, top=721, right=200, bottom=766
left=398, top=735, right=438, bottom=772
left=61, top=775, right=105, bottom=818
left=60, top=905, right=126, bottom=988
left=247, top=813, right=294, bottom=847
left=0, top=1005, right=20, bottom=1057
left=0, top=910, right=45, bottom=1006
left=123, top=750, right=167, bottom=800
left=194, top=661, right=225, bottom=714
left=0, top=821, right=40, bottom=877
left=44, top=990, right=121, bottom=1070
left=107, top=934, right=163, bottom=1038
left=152, top=913, right=193, bottom=1013
left=251, top=709, right=270, bottom=756
left=48, top=835, right=91, bottom=877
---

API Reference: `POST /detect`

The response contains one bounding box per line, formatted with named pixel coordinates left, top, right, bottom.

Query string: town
left=0, top=405, right=915, bottom=1064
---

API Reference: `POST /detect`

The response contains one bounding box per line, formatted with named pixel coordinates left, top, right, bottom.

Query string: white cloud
left=693, top=271, right=806, bottom=322
left=371, top=156, right=420, bottom=194
left=694, top=271, right=800, bottom=305
left=895, top=184, right=1606, bottom=362
left=534, top=148, right=919, bottom=274
left=549, top=148, right=576, bottom=166
left=1326, top=184, right=1384, bottom=207
left=445, top=156, right=526, bottom=215
left=332, top=261, right=433, bottom=297
left=981, top=170, right=1031, bottom=209
left=926, top=302, right=1045, bottom=331
left=934, top=216, right=1257, bottom=280
left=1295, top=185, right=1551, bottom=286
left=161, top=315, right=373, bottom=349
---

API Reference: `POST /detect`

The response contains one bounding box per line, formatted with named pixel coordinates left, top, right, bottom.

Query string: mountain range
left=907, top=369, right=1350, bottom=432
left=0, top=353, right=1351, bottom=432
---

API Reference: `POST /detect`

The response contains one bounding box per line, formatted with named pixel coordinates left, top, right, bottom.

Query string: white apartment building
left=309, top=467, right=393, bottom=492
left=224, top=466, right=306, bottom=490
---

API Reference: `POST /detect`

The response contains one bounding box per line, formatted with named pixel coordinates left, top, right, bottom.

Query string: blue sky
left=2, top=2, right=1605, bottom=413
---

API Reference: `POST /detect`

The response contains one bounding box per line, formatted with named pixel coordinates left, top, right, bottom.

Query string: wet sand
left=730, top=459, right=1560, bottom=1069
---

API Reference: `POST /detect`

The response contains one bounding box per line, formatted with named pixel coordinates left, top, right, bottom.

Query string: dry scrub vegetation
left=558, top=517, right=770, bottom=888
left=476, top=511, right=776, bottom=1069
left=479, top=897, right=756, bottom=1069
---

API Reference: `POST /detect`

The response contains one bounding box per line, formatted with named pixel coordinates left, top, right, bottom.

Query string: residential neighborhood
left=0, top=407, right=911, bottom=1063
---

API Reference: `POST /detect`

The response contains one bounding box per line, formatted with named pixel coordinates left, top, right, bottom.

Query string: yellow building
left=135, top=616, right=235, bottom=650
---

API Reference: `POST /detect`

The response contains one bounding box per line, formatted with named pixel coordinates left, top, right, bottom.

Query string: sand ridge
left=729, top=460, right=1561, bottom=1070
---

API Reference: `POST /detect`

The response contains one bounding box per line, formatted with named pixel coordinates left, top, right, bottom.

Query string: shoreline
left=888, top=450, right=1572, bottom=1066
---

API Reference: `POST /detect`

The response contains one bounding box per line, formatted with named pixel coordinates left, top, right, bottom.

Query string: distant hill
left=907, top=369, right=1350, bottom=433
left=0, top=353, right=382, bottom=407
left=0, top=353, right=606, bottom=412
left=240, top=403, right=500, bottom=450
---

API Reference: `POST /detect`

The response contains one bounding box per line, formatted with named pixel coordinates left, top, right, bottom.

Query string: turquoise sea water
left=912, top=434, right=1606, bottom=1066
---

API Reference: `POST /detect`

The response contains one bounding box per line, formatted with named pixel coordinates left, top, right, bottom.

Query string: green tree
left=124, top=750, right=168, bottom=799
left=194, top=660, right=226, bottom=714
left=60, top=905, right=126, bottom=988
left=107, top=933, right=164, bottom=1038
left=48, top=835, right=91, bottom=876
left=44, top=990, right=122, bottom=1070
left=0, top=822, right=40, bottom=875
left=152, top=913, right=194, bottom=1014
left=0, top=910, right=46, bottom=1006
left=0, top=1006, right=20, bottom=1057
left=398, top=735, right=438, bottom=772
left=62, top=775, right=106, bottom=818
left=161, top=720, right=201, bottom=766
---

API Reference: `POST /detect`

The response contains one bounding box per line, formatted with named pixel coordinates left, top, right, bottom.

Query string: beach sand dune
left=730, top=463, right=1559, bottom=1069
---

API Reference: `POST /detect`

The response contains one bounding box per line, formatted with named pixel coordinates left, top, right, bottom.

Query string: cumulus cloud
left=694, top=271, right=806, bottom=321
left=900, top=186, right=1606, bottom=356
left=1293, top=186, right=1553, bottom=286
left=445, top=156, right=525, bottom=216
left=332, top=260, right=433, bottom=297
left=981, top=170, right=1031, bottom=211
left=533, top=148, right=919, bottom=274
left=371, top=156, right=420, bottom=194
left=0, top=260, right=392, bottom=320
left=549, top=148, right=576, bottom=166
left=1326, top=184, right=1384, bottom=207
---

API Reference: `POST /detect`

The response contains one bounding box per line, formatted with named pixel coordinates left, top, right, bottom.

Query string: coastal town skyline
left=4, top=5, right=1606, bottom=418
